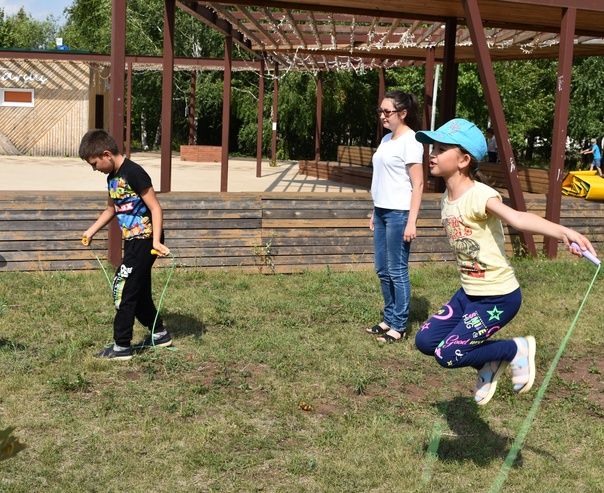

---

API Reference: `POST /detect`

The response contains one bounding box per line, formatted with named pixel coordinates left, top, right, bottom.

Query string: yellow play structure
left=561, top=171, right=604, bottom=200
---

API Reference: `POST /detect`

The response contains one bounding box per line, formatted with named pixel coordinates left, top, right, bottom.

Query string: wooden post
left=125, top=60, right=132, bottom=158
left=108, top=0, right=127, bottom=268
left=160, top=0, right=175, bottom=193
left=544, top=7, right=576, bottom=258
left=221, top=34, right=232, bottom=192
left=271, top=63, right=279, bottom=166
left=463, top=0, right=536, bottom=255
left=315, top=72, right=323, bottom=162
left=188, top=71, right=197, bottom=145
left=440, top=18, right=458, bottom=125
left=423, top=48, right=436, bottom=191
left=256, top=58, right=265, bottom=178
left=376, top=66, right=385, bottom=143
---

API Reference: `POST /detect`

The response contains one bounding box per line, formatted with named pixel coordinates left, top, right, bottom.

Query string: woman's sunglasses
left=376, top=108, right=401, bottom=117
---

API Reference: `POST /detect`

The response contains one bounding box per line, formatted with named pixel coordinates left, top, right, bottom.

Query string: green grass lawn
left=1, top=259, right=603, bottom=492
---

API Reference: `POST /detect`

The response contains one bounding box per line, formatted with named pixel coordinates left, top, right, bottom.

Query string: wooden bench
left=298, top=160, right=373, bottom=187
left=336, top=145, right=375, bottom=166
left=299, top=145, right=376, bottom=188
left=479, top=163, right=550, bottom=194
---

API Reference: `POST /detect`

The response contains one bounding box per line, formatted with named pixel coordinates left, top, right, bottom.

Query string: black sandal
left=366, top=324, right=389, bottom=335
left=377, top=331, right=407, bottom=343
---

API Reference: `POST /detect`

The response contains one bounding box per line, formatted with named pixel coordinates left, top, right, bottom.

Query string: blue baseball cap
left=415, top=118, right=487, bottom=161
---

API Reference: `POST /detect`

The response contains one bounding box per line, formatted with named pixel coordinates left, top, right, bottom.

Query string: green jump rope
left=82, top=237, right=176, bottom=349
left=489, top=244, right=601, bottom=493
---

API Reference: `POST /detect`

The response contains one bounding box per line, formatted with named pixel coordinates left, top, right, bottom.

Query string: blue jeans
left=373, top=207, right=411, bottom=333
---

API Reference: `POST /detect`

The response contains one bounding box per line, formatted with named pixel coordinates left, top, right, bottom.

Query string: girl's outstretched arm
left=486, top=197, right=597, bottom=257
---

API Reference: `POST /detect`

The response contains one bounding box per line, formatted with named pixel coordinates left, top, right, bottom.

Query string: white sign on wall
left=1, top=71, right=48, bottom=86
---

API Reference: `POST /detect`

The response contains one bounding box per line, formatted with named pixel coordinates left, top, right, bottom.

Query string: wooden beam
left=271, top=64, right=279, bottom=165
left=462, top=0, right=536, bottom=254
left=544, top=7, right=576, bottom=258
left=188, top=71, right=197, bottom=145
left=256, top=58, right=265, bottom=177
left=423, top=48, right=436, bottom=191
left=160, top=0, right=175, bottom=193
left=376, top=66, right=385, bottom=144
left=108, top=0, right=127, bottom=268
left=126, top=60, right=132, bottom=157
left=221, top=35, right=233, bottom=192
left=315, top=72, right=323, bottom=161
left=200, top=0, right=604, bottom=36
left=177, top=0, right=255, bottom=53
left=440, top=18, right=458, bottom=125
left=499, top=0, right=604, bottom=12
left=0, top=50, right=262, bottom=70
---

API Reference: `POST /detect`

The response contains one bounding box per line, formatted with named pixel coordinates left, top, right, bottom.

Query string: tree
left=569, top=57, right=604, bottom=145
left=0, top=7, right=59, bottom=49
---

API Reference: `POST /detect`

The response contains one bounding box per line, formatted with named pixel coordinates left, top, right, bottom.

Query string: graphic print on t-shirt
left=109, top=175, right=152, bottom=240
left=443, top=214, right=487, bottom=278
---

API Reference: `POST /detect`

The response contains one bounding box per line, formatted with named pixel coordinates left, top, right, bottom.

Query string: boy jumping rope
left=79, top=130, right=172, bottom=360
left=413, top=119, right=596, bottom=405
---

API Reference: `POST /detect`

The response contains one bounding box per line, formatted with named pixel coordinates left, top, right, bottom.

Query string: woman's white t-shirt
left=371, top=130, right=424, bottom=210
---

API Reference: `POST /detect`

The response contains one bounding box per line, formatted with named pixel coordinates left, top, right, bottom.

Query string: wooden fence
left=1, top=191, right=602, bottom=273
left=479, top=163, right=550, bottom=194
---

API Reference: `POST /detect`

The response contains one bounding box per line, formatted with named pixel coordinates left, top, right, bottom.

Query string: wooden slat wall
left=299, top=145, right=376, bottom=188
left=0, top=60, right=90, bottom=156
left=0, top=192, right=108, bottom=271
left=1, top=191, right=602, bottom=273
left=300, top=158, right=552, bottom=196
left=299, top=161, right=372, bottom=188
left=479, top=163, right=550, bottom=194
left=337, top=145, right=375, bottom=166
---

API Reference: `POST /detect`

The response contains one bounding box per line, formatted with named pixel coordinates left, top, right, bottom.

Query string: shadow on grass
left=409, top=296, right=431, bottom=327
left=163, top=311, right=206, bottom=339
left=431, top=396, right=554, bottom=467
left=0, top=338, right=27, bottom=351
left=0, top=427, right=26, bottom=462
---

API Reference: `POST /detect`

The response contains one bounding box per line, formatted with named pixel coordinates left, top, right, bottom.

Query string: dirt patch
left=555, top=353, right=604, bottom=410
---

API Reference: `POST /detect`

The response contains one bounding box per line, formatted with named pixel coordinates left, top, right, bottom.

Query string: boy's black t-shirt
left=107, top=158, right=153, bottom=240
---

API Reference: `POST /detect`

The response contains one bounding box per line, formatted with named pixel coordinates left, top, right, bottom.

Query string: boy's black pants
left=112, top=237, right=163, bottom=347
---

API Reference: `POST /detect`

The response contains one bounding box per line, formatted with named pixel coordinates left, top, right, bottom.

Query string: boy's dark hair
left=79, top=129, right=119, bottom=161
left=384, top=90, right=420, bottom=131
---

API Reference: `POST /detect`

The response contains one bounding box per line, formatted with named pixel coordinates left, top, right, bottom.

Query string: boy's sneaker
left=133, top=330, right=173, bottom=350
left=511, top=336, right=536, bottom=394
left=474, top=360, right=508, bottom=406
left=95, top=344, right=133, bottom=361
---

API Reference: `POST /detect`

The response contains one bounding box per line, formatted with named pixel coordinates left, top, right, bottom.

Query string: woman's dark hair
left=383, top=90, right=420, bottom=131
left=79, top=129, right=119, bottom=160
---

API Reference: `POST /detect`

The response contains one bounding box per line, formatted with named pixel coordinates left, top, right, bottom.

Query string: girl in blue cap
left=414, top=118, right=596, bottom=405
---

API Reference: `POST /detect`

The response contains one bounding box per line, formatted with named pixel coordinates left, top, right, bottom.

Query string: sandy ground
left=0, top=152, right=370, bottom=193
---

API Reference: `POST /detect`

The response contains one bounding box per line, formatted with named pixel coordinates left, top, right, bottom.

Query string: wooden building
left=0, top=58, right=109, bottom=157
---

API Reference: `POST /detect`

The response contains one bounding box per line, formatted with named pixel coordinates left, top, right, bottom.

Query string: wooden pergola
left=103, top=0, right=604, bottom=265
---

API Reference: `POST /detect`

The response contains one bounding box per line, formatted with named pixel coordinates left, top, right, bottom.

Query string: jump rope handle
left=571, top=242, right=601, bottom=266
left=81, top=236, right=90, bottom=246
left=151, top=249, right=171, bottom=257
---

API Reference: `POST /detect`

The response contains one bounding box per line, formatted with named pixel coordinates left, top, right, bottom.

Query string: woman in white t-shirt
left=365, top=91, right=424, bottom=343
